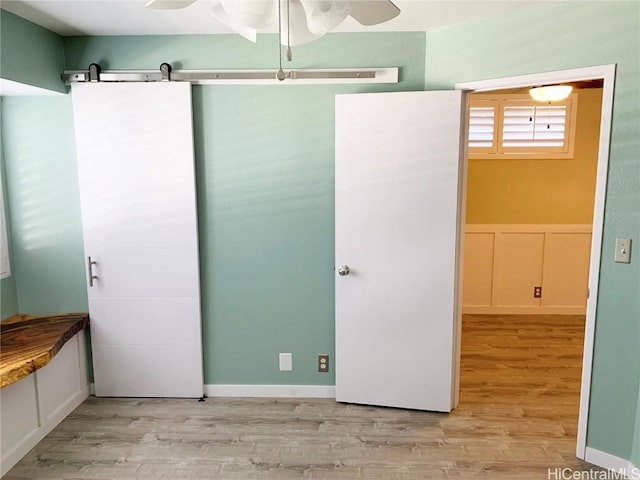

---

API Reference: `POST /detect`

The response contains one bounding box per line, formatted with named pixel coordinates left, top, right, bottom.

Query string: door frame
left=455, top=64, right=616, bottom=460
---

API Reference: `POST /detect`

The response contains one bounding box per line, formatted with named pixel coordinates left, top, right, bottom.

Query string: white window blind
left=468, top=94, right=577, bottom=159
left=468, top=106, right=496, bottom=148
left=502, top=104, right=567, bottom=148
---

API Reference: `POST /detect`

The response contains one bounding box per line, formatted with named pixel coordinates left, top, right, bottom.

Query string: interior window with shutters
left=468, top=99, right=496, bottom=154
left=468, top=94, right=578, bottom=159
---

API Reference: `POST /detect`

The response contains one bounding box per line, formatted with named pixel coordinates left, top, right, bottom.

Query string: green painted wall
left=633, top=387, right=640, bottom=466
left=64, top=32, right=425, bottom=385
left=3, top=2, right=637, bottom=462
left=425, top=0, right=639, bottom=463
left=0, top=275, right=18, bottom=320
left=0, top=10, right=66, bottom=94
left=0, top=10, right=68, bottom=319
left=0, top=103, right=19, bottom=320
left=1, top=96, right=88, bottom=314
left=63, top=32, right=425, bottom=77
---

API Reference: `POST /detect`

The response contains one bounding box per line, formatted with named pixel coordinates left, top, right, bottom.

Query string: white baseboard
left=89, top=383, right=335, bottom=399
left=584, top=447, right=639, bottom=479
left=204, top=384, right=336, bottom=398
left=463, top=306, right=586, bottom=315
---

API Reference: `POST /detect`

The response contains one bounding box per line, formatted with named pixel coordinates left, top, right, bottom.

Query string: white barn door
left=335, top=91, right=466, bottom=412
left=72, top=82, right=203, bottom=397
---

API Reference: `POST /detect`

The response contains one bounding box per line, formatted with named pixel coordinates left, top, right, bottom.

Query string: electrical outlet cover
left=279, top=353, right=293, bottom=371
left=318, top=354, right=329, bottom=373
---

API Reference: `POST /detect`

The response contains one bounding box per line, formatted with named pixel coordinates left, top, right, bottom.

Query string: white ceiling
left=1, top=0, right=556, bottom=37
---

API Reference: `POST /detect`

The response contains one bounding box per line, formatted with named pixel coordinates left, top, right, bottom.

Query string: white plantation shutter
left=469, top=105, right=496, bottom=149
left=468, top=94, right=577, bottom=158
left=502, top=104, right=567, bottom=148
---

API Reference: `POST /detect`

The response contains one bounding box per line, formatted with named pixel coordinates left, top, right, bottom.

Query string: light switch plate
left=615, top=238, right=632, bottom=264
left=279, top=353, right=293, bottom=371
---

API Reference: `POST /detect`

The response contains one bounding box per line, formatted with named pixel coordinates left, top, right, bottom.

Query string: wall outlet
left=533, top=286, right=542, bottom=298
left=279, top=353, right=293, bottom=371
left=318, top=354, right=329, bottom=373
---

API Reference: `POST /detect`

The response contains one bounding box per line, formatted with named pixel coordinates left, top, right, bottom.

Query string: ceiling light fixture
left=529, top=85, right=573, bottom=102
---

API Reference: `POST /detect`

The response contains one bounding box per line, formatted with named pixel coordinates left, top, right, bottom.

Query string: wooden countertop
left=0, top=313, right=89, bottom=389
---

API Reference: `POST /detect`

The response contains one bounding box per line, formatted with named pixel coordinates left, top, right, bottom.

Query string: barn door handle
left=87, top=256, right=98, bottom=287
left=337, top=265, right=350, bottom=276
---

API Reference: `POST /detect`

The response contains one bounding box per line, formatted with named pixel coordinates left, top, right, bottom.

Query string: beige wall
left=465, top=88, right=603, bottom=224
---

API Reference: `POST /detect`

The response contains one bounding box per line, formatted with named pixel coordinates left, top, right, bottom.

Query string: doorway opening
left=455, top=66, right=616, bottom=462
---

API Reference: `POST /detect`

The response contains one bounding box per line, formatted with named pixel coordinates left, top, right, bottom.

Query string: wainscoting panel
left=463, top=225, right=592, bottom=314
left=543, top=232, right=592, bottom=309
left=496, top=233, right=545, bottom=308
left=461, top=233, right=494, bottom=307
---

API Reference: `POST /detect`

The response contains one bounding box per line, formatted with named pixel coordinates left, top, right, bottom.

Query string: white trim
left=90, top=383, right=336, bottom=399
left=463, top=306, right=586, bottom=315
left=456, top=64, right=616, bottom=461
left=63, top=68, right=399, bottom=86
left=456, top=64, right=615, bottom=92
left=191, top=68, right=399, bottom=85
left=465, top=223, right=592, bottom=233
left=584, top=447, right=638, bottom=479
left=204, top=384, right=336, bottom=398
left=452, top=91, right=470, bottom=410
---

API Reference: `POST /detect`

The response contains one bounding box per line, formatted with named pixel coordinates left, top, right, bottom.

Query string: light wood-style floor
left=6, top=314, right=601, bottom=479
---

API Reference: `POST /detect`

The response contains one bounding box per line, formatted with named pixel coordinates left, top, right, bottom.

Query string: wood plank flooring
left=5, top=314, right=601, bottom=479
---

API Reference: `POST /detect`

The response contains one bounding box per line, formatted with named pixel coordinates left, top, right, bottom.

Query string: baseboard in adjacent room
left=462, top=306, right=586, bottom=315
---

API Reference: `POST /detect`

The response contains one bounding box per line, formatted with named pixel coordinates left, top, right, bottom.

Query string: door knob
left=338, top=265, right=350, bottom=276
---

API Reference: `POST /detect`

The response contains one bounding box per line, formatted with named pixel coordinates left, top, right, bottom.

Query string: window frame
left=468, top=93, right=578, bottom=160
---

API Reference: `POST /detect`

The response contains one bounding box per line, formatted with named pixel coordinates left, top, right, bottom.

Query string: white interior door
left=335, top=90, right=465, bottom=412
left=72, top=82, right=203, bottom=398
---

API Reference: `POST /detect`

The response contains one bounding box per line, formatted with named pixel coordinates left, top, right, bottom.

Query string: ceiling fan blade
left=210, top=2, right=257, bottom=42
left=349, top=0, right=400, bottom=26
left=145, top=0, right=197, bottom=10
left=299, top=0, right=350, bottom=35
left=281, top=0, right=323, bottom=46
left=219, top=0, right=277, bottom=29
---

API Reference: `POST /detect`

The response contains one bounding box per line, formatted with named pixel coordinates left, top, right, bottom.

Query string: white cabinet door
left=72, top=82, right=203, bottom=398
left=335, top=91, right=465, bottom=412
